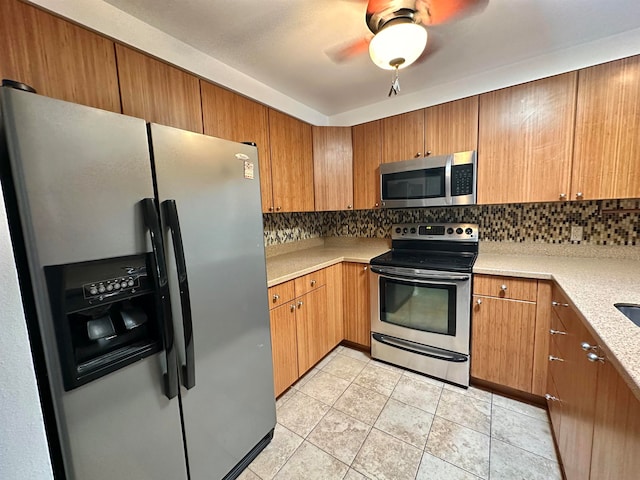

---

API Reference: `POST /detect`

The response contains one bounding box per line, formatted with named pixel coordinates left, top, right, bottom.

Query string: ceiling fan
left=331, top=0, right=487, bottom=94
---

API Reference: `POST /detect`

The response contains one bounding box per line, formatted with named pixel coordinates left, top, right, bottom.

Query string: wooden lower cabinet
left=296, top=286, right=328, bottom=374
left=343, top=263, right=371, bottom=347
left=325, top=264, right=344, bottom=350
left=269, top=302, right=298, bottom=397
left=471, top=295, right=537, bottom=391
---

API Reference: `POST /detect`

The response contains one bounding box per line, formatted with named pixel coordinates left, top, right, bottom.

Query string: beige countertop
left=265, top=238, right=640, bottom=399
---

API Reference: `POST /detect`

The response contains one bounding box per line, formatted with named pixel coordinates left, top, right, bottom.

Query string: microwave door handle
left=445, top=155, right=453, bottom=205
left=142, top=198, right=179, bottom=399
left=162, top=199, right=195, bottom=390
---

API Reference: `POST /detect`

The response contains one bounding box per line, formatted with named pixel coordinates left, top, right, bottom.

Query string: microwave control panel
left=451, top=164, right=474, bottom=197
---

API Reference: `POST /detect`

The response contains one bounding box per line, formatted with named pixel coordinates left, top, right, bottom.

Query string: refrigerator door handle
left=142, top=198, right=179, bottom=399
left=162, top=199, right=195, bottom=390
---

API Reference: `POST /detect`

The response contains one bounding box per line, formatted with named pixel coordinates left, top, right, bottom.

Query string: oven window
left=379, top=277, right=456, bottom=336
left=382, top=167, right=445, bottom=200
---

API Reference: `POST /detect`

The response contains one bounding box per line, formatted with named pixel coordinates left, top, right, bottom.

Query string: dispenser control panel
left=83, top=274, right=141, bottom=299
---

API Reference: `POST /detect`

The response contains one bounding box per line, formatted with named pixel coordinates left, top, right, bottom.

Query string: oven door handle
left=370, top=266, right=469, bottom=283
left=372, top=333, right=469, bottom=363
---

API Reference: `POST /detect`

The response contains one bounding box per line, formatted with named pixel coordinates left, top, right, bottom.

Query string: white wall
left=0, top=185, right=53, bottom=479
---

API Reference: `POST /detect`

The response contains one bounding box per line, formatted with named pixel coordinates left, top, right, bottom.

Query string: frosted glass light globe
left=369, top=22, right=428, bottom=70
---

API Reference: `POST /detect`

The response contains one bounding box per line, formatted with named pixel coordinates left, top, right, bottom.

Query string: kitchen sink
left=615, top=304, right=640, bottom=327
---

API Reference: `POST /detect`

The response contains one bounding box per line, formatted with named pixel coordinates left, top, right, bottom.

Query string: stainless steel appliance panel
left=150, top=124, right=276, bottom=479
left=1, top=88, right=154, bottom=266
left=0, top=90, right=186, bottom=480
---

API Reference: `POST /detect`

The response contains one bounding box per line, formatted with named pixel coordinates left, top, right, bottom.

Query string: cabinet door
left=572, top=55, right=640, bottom=200
left=0, top=0, right=120, bottom=113
left=313, top=127, right=353, bottom=211
left=201, top=82, right=273, bottom=212
left=471, top=295, right=536, bottom=392
left=296, top=287, right=328, bottom=374
left=268, top=109, right=314, bottom=212
left=478, top=73, right=577, bottom=204
left=590, top=359, right=640, bottom=480
left=381, top=110, right=425, bottom=163
left=115, top=44, right=203, bottom=133
left=352, top=120, right=382, bottom=210
left=424, top=96, right=478, bottom=156
left=343, top=263, right=371, bottom=347
left=270, top=303, right=299, bottom=397
left=325, top=263, right=344, bottom=351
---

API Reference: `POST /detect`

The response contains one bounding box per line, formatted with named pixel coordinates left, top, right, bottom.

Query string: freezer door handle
left=162, top=199, right=195, bottom=390
left=142, top=198, right=179, bottom=399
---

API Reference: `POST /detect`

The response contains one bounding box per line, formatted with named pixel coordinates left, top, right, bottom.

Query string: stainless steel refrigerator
left=0, top=86, right=276, bottom=479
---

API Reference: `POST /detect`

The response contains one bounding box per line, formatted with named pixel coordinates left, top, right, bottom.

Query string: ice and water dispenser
left=45, top=254, right=163, bottom=390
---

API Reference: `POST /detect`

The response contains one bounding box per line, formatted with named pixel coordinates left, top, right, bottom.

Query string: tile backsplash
left=263, top=199, right=640, bottom=247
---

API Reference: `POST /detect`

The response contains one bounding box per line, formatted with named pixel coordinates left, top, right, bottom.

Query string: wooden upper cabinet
left=478, top=73, right=577, bottom=204
left=0, top=0, right=120, bottom=112
left=352, top=120, right=382, bottom=210
left=381, top=110, right=425, bottom=163
left=201, top=82, right=273, bottom=212
left=268, top=109, right=314, bottom=212
left=312, top=126, right=353, bottom=211
left=115, top=44, right=203, bottom=133
left=424, top=96, right=478, bottom=156
left=572, top=56, right=640, bottom=201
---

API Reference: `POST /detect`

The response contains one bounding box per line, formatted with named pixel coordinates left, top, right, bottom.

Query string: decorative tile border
left=263, top=199, right=640, bottom=247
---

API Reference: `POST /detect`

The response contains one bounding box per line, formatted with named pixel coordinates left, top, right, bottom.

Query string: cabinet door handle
left=587, top=352, right=605, bottom=363
left=549, top=329, right=567, bottom=335
left=374, top=202, right=379, bottom=208
left=500, top=284, right=507, bottom=291
left=347, top=205, right=353, bottom=209
left=415, top=152, right=422, bottom=158
left=545, top=394, right=560, bottom=402
left=297, top=301, right=303, bottom=309
left=552, top=301, right=569, bottom=307
left=559, top=193, right=567, bottom=200
left=363, top=266, right=368, bottom=271
left=310, top=280, right=316, bottom=287
left=476, top=298, right=482, bottom=305
left=549, top=355, right=564, bottom=362
left=425, top=150, right=432, bottom=156
left=272, top=294, right=280, bottom=302
left=290, top=304, right=296, bottom=312
left=275, top=206, right=282, bottom=211
left=576, top=192, right=584, bottom=199
left=581, top=342, right=597, bottom=351
left=268, top=206, right=274, bottom=212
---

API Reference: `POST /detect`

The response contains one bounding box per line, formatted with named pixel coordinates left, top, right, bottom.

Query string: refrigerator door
left=0, top=89, right=186, bottom=479
left=150, top=124, right=276, bottom=479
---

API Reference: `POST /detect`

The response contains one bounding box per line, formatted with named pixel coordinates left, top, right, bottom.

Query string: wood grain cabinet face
left=268, top=109, right=314, bottom=212
left=312, top=127, right=353, bottom=211
left=352, top=120, right=382, bottom=210
left=295, top=286, right=328, bottom=374
left=424, top=96, right=479, bottom=156
left=478, top=73, right=577, bottom=204
left=572, top=55, right=640, bottom=201
left=269, top=302, right=298, bottom=397
left=343, top=263, right=371, bottom=347
left=115, top=44, right=203, bottom=133
left=0, top=0, right=121, bottom=112
left=471, top=295, right=537, bottom=392
left=201, top=82, right=273, bottom=212
left=381, top=110, right=425, bottom=164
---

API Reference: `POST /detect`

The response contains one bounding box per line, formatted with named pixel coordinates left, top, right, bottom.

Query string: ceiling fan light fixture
left=368, top=21, right=427, bottom=70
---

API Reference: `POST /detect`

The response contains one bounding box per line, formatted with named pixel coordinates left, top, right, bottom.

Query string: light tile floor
left=240, top=346, right=562, bottom=480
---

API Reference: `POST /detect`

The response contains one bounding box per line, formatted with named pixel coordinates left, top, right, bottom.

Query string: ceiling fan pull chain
left=388, top=66, right=400, bottom=97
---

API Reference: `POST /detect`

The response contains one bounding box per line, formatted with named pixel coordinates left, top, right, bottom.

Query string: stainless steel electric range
left=369, top=223, right=479, bottom=387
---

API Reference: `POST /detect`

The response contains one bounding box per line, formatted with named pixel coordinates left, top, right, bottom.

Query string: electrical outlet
left=570, top=226, right=583, bottom=242
left=341, top=224, right=349, bottom=235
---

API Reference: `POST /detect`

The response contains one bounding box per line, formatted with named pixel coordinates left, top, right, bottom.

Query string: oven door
left=370, top=266, right=470, bottom=355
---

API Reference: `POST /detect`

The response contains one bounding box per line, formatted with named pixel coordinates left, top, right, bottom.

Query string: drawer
left=268, top=280, right=295, bottom=310
left=294, top=269, right=326, bottom=296
left=473, top=275, right=538, bottom=301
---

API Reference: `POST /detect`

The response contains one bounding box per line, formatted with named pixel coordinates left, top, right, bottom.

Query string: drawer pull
left=272, top=294, right=280, bottom=302
left=552, top=301, right=569, bottom=307
left=550, top=329, right=567, bottom=335
left=500, top=284, right=507, bottom=291
left=581, top=342, right=597, bottom=351
left=297, top=301, right=303, bottom=309
left=549, top=355, right=564, bottom=362
left=545, top=394, right=560, bottom=402
left=587, top=352, right=605, bottom=363
left=310, top=280, right=316, bottom=287
left=476, top=299, right=482, bottom=305
left=363, top=266, right=368, bottom=271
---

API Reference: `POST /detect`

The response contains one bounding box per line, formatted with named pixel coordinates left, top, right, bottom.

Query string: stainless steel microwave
left=380, top=150, right=477, bottom=208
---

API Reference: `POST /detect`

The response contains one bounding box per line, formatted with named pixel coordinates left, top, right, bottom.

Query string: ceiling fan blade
left=326, top=36, right=373, bottom=64
left=417, top=0, right=488, bottom=26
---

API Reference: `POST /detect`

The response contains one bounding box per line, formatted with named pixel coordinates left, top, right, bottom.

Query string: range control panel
left=391, top=223, right=479, bottom=242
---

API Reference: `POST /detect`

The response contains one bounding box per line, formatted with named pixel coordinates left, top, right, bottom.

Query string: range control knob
left=395, top=227, right=401, bottom=234
left=465, top=227, right=473, bottom=235
left=446, top=227, right=454, bottom=234
left=403, top=227, right=408, bottom=234
left=410, top=227, right=417, bottom=234
left=455, top=227, right=463, bottom=235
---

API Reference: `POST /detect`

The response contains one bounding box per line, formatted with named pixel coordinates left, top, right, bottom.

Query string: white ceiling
left=31, top=0, right=640, bottom=124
